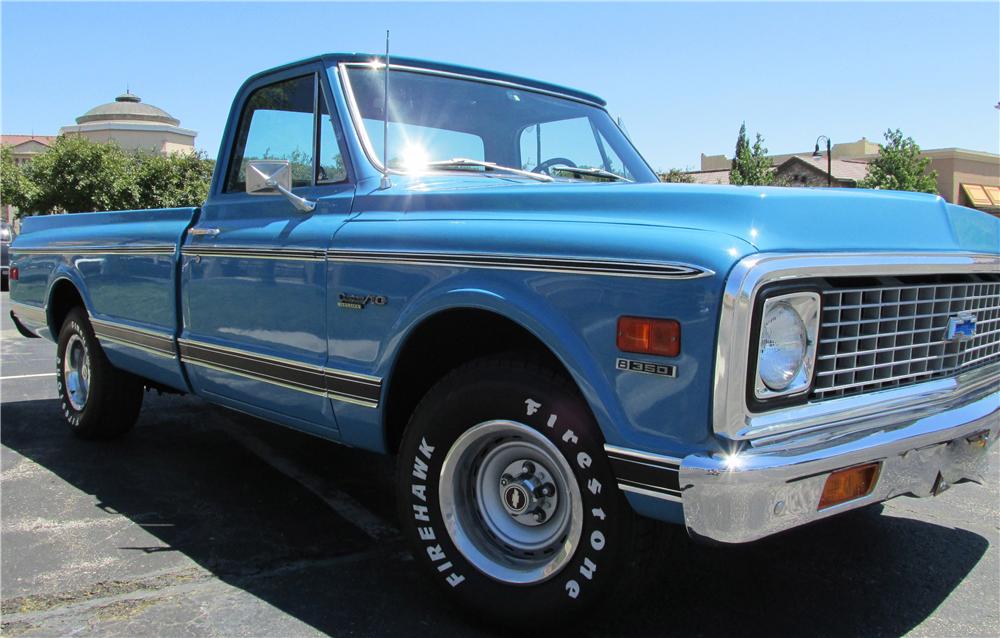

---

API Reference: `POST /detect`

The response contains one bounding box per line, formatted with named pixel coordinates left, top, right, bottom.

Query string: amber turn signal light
left=617, top=317, right=680, bottom=357
left=818, top=462, right=881, bottom=510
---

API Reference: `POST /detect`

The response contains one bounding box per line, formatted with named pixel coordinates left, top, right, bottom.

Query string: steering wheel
left=532, top=157, right=577, bottom=176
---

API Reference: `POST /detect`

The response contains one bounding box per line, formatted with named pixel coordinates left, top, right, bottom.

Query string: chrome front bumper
left=679, top=388, right=998, bottom=544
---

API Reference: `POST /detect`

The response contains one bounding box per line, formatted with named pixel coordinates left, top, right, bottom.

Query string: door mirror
left=246, top=160, right=316, bottom=212
left=246, top=160, right=292, bottom=195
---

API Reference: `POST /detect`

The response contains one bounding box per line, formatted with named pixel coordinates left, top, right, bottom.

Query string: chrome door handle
left=189, top=228, right=220, bottom=237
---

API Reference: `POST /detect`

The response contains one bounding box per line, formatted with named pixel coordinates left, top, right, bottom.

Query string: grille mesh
left=812, top=277, right=1000, bottom=399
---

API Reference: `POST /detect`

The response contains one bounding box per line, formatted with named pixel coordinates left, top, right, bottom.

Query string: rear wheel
left=56, top=307, right=143, bottom=439
left=397, top=355, right=662, bottom=625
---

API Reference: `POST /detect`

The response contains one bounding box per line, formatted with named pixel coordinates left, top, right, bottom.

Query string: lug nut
left=534, top=509, right=547, bottom=523
left=521, top=461, right=535, bottom=477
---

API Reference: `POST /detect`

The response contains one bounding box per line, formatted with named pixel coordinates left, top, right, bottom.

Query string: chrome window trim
left=338, top=61, right=607, bottom=177
left=713, top=252, right=1000, bottom=441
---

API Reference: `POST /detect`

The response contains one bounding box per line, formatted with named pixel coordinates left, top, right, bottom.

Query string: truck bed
left=8, top=207, right=198, bottom=391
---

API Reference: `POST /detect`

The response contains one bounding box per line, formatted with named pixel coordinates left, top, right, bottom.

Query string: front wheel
left=397, top=356, right=660, bottom=624
left=56, top=307, right=144, bottom=439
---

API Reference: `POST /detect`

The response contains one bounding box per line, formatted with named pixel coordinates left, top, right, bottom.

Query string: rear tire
left=56, top=307, right=143, bottom=439
left=397, top=355, right=664, bottom=626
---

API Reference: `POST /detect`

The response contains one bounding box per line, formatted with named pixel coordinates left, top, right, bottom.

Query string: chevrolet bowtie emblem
left=946, top=312, right=977, bottom=341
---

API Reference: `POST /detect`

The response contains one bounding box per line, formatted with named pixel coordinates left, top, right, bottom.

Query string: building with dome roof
left=58, top=91, right=196, bottom=155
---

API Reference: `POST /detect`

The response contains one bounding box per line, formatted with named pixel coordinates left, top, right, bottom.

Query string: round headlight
left=758, top=301, right=807, bottom=391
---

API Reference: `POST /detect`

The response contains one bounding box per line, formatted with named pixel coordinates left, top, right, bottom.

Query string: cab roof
left=245, top=52, right=607, bottom=107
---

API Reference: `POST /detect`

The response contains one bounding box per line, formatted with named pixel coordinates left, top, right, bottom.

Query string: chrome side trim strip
left=182, top=245, right=326, bottom=262
left=181, top=358, right=330, bottom=398
left=177, top=337, right=382, bottom=407
left=8, top=301, right=47, bottom=326
left=12, top=245, right=176, bottom=256
left=91, top=318, right=176, bottom=358
left=616, top=482, right=683, bottom=504
left=97, top=334, right=177, bottom=359
left=327, top=249, right=712, bottom=280
left=713, top=252, right=1000, bottom=442
left=604, top=444, right=683, bottom=502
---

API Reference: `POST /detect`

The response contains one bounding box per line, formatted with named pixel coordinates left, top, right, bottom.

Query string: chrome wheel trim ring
left=63, top=333, right=91, bottom=411
left=439, top=420, right=584, bottom=585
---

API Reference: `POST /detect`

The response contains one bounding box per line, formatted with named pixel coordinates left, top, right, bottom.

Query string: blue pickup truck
left=9, top=53, right=999, bottom=621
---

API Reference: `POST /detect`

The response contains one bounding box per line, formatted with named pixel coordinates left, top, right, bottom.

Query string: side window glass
left=318, top=93, right=347, bottom=183
left=225, top=75, right=315, bottom=192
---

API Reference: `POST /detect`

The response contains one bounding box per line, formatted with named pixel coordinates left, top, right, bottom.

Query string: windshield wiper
left=550, top=165, right=632, bottom=182
left=427, top=158, right=554, bottom=182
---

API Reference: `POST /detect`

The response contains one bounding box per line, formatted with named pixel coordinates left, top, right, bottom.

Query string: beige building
left=2, top=134, right=58, bottom=167
left=2, top=92, right=197, bottom=224
left=691, top=138, right=1000, bottom=215
left=59, top=91, right=196, bottom=155
left=1, top=135, right=58, bottom=224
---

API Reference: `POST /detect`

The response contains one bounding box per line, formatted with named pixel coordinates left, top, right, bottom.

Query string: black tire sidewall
left=397, top=361, right=633, bottom=620
left=56, top=311, right=102, bottom=433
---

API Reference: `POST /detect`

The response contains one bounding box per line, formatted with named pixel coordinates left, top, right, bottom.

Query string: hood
left=367, top=177, right=999, bottom=255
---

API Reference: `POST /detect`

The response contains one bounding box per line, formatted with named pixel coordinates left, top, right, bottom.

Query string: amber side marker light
left=617, top=317, right=680, bottom=357
left=818, top=462, right=881, bottom=510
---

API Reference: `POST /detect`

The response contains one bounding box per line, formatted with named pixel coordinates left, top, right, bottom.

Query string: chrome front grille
left=813, top=277, right=1000, bottom=399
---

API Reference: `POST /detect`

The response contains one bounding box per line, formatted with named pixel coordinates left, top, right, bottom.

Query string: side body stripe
left=604, top=444, right=683, bottom=502
left=327, top=249, right=712, bottom=280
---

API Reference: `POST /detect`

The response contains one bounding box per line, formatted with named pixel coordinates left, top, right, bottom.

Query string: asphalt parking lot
left=1, top=291, right=998, bottom=637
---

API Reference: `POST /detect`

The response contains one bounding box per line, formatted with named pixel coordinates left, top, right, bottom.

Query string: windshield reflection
left=340, top=64, right=657, bottom=183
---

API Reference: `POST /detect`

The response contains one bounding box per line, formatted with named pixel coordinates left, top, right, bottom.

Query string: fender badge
left=616, top=357, right=676, bottom=378
left=338, top=293, right=387, bottom=310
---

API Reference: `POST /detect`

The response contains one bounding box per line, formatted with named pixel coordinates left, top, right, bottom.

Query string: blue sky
left=3, top=2, right=998, bottom=171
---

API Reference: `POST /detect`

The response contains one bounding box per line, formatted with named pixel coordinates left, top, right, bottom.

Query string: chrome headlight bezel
left=750, top=291, right=822, bottom=402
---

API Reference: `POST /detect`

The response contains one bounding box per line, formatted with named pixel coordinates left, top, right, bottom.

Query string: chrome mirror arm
left=266, top=178, right=316, bottom=213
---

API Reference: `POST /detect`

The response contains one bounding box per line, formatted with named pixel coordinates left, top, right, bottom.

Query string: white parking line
left=1, top=372, right=56, bottom=380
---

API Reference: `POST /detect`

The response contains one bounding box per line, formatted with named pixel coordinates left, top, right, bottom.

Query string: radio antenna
left=379, top=30, right=392, bottom=190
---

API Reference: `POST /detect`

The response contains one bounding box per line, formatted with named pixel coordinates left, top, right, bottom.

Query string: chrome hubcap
left=63, top=334, right=90, bottom=411
left=439, top=420, right=582, bottom=585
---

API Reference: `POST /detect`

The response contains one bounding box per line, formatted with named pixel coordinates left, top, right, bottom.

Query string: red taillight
left=616, top=317, right=680, bottom=357
left=8, top=265, right=18, bottom=281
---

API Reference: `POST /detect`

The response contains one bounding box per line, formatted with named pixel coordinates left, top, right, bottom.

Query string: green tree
left=859, top=128, right=938, bottom=194
left=729, top=122, right=775, bottom=186
left=9, top=136, right=214, bottom=217
left=22, top=136, right=140, bottom=214
left=134, top=150, right=214, bottom=209
left=659, top=168, right=695, bottom=183
left=1, top=145, right=37, bottom=211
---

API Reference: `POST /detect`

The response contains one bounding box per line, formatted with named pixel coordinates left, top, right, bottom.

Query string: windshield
left=340, top=64, right=657, bottom=183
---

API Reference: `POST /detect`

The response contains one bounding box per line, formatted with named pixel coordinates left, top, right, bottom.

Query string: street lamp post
left=813, top=135, right=832, bottom=187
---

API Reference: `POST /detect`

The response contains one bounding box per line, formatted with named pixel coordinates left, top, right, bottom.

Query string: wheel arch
left=380, top=291, right=622, bottom=455
left=46, top=275, right=90, bottom=338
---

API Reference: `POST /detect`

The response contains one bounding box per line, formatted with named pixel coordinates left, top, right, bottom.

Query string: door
left=181, top=68, right=354, bottom=432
